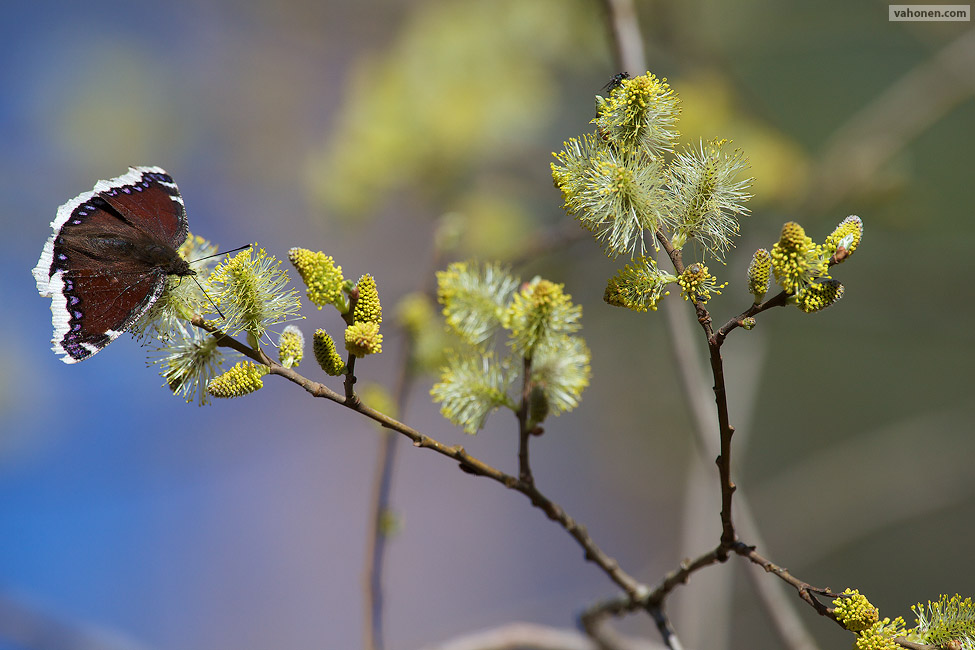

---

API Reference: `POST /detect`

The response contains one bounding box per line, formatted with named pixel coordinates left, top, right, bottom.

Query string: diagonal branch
left=190, top=316, right=650, bottom=602
left=362, top=340, right=414, bottom=650
left=802, top=29, right=975, bottom=214
left=517, top=356, right=535, bottom=484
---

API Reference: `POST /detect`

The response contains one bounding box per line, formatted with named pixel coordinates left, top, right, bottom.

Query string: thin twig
left=598, top=0, right=646, bottom=74
left=706, top=340, right=736, bottom=547
left=362, top=339, right=414, bottom=650
left=647, top=605, right=685, bottom=650
left=801, top=29, right=975, bottom=214
left=893, top=639, right=940, bottom=650
left=732, top=543, right=839, bottom=622
left=364, top=221, right=452, bottom=650
left=647, top=546, right=726, bottom=606
left=517, top=356, right=535, bottom=485
left=363, top=428, right=395, bottom=650
left=191, top=316, right=650, bottom=601
left=344, top=354, right=359, bottom=404
left=712, top=247, right=852, bottom=345
left=734, top=498, right=824, bottom=650
left=422, top=621, right=666, bottom=650
left=579, top=546, right=725, bottom=634
left=712, top=290, right=789, bottom=344
left=656, top=235, right=738, bottom=548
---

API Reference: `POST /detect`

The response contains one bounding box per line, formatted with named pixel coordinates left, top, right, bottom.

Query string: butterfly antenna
left=192, top=275, right=225, bottom=319
left=191, top=243, right=251, bottom=264
left=187, top=244, right=251, bottom=320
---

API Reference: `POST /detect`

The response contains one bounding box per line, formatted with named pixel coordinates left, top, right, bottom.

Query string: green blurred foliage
left=306, top=0, right=603, bottom=219
left=50, top=45, right=186, bottom=170
left=675, top=71, right=810, bottom=207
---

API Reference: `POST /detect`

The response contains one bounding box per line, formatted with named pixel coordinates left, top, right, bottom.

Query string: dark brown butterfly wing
left=33, top=166, right=192, bottom=363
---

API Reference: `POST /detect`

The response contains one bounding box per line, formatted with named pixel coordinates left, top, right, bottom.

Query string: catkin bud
left=747, top=248, right=771, bottom=303
left=313, top=329, right=346, bottom=375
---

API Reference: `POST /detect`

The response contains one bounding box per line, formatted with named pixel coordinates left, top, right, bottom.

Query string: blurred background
left=2, top=1, right=974, bottom=649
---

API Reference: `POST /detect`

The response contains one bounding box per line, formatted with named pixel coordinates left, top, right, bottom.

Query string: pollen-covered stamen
left=667, top=138, right=752, bottom=262
left=313, top=328, right=346, bottom=375
left=677, top=263, right=726, bottom=303
left=207, top=246, right=302, bottom=340
left=593, top=72, right=681, bottom=154
left=352, top=274, right=382, bottom=325
left=747, top=248, right=772, bottom=303
left=289, top=247, right=347, bottom=311
left=770, top=222, right=828, bottom=296
left=345, top=321, right=383, bottom=357
left=796, top=279, right=844, bottom=313
left=206, top=361, right=268, bottom=399
left=603, top=256, right=675, bottom=312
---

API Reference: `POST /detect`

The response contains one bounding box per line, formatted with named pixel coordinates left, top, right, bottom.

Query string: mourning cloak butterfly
left=33, top=166, right=193, bottom=363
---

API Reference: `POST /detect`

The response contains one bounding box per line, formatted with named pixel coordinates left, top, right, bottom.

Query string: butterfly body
left=33, top=166, right=191, bottom=363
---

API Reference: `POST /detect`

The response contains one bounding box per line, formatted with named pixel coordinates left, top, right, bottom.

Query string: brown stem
left=648, top=605, right=685, bottom=650
left=801, top=29, right=975, bottom=215
left=598, top=0, right=647, bottom=75
left=363, top=430, right=395, bottom=650
left=713, top=250, right=852, bottom=345
left=893, top=640, right=940, bottom=650
left=344, top=354, right=359, bottom=405
left=363, top=222, right=449, bottom=650
left=712, top=290, right=790, bottom=345
left=362, top=345, right=413, bottom=650
left=647, top=546, right=726, bottom=606
left=191, top=317, right=649, bottom=601
left=517, top=355, right=534, bottom=485
left=582, top=539, right=852, bottom=645
left=191, top=315, right=271, bottom=364
left=707, top=342, right=737, bottom=548
left=589, top=0, right=906, bottom=643
left=580, top=545, right=725, bottom=626
left=655, top=236, right=736, bottom=545
left=733, top=543, right=840, bottom=622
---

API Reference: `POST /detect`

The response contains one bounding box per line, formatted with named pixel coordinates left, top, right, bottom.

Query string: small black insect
left=601, top=72, right=630, bottom=93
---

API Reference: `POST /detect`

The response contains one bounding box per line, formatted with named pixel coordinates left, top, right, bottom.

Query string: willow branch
left=893, top=639, right=940, bottom=650
left=583, top=538, right=847, bottom=645
left=655, top=235, right=737, bottom=546
left=598, top=0, right=646, bottom=75
left=191, top=316, right=649, bottom=601
left=364, top=228, right=450, bottom=650
left=424, top=622, right=667, bottom=650
left=362, top=341, right=413, bottom=650
left=802, top=29, right=975, bottom=214
left=517, top=355, right=535, bottom=484
left=732, top=543, right=839, bottom=622
left=713, top=250, right=851, bottom=345
left=712, top=291, right=789, bottom=344
left=648, top=606, right=685, bottom=650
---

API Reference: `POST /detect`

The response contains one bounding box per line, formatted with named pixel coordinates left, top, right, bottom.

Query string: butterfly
left=33, top=166, right=193, bottom=363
